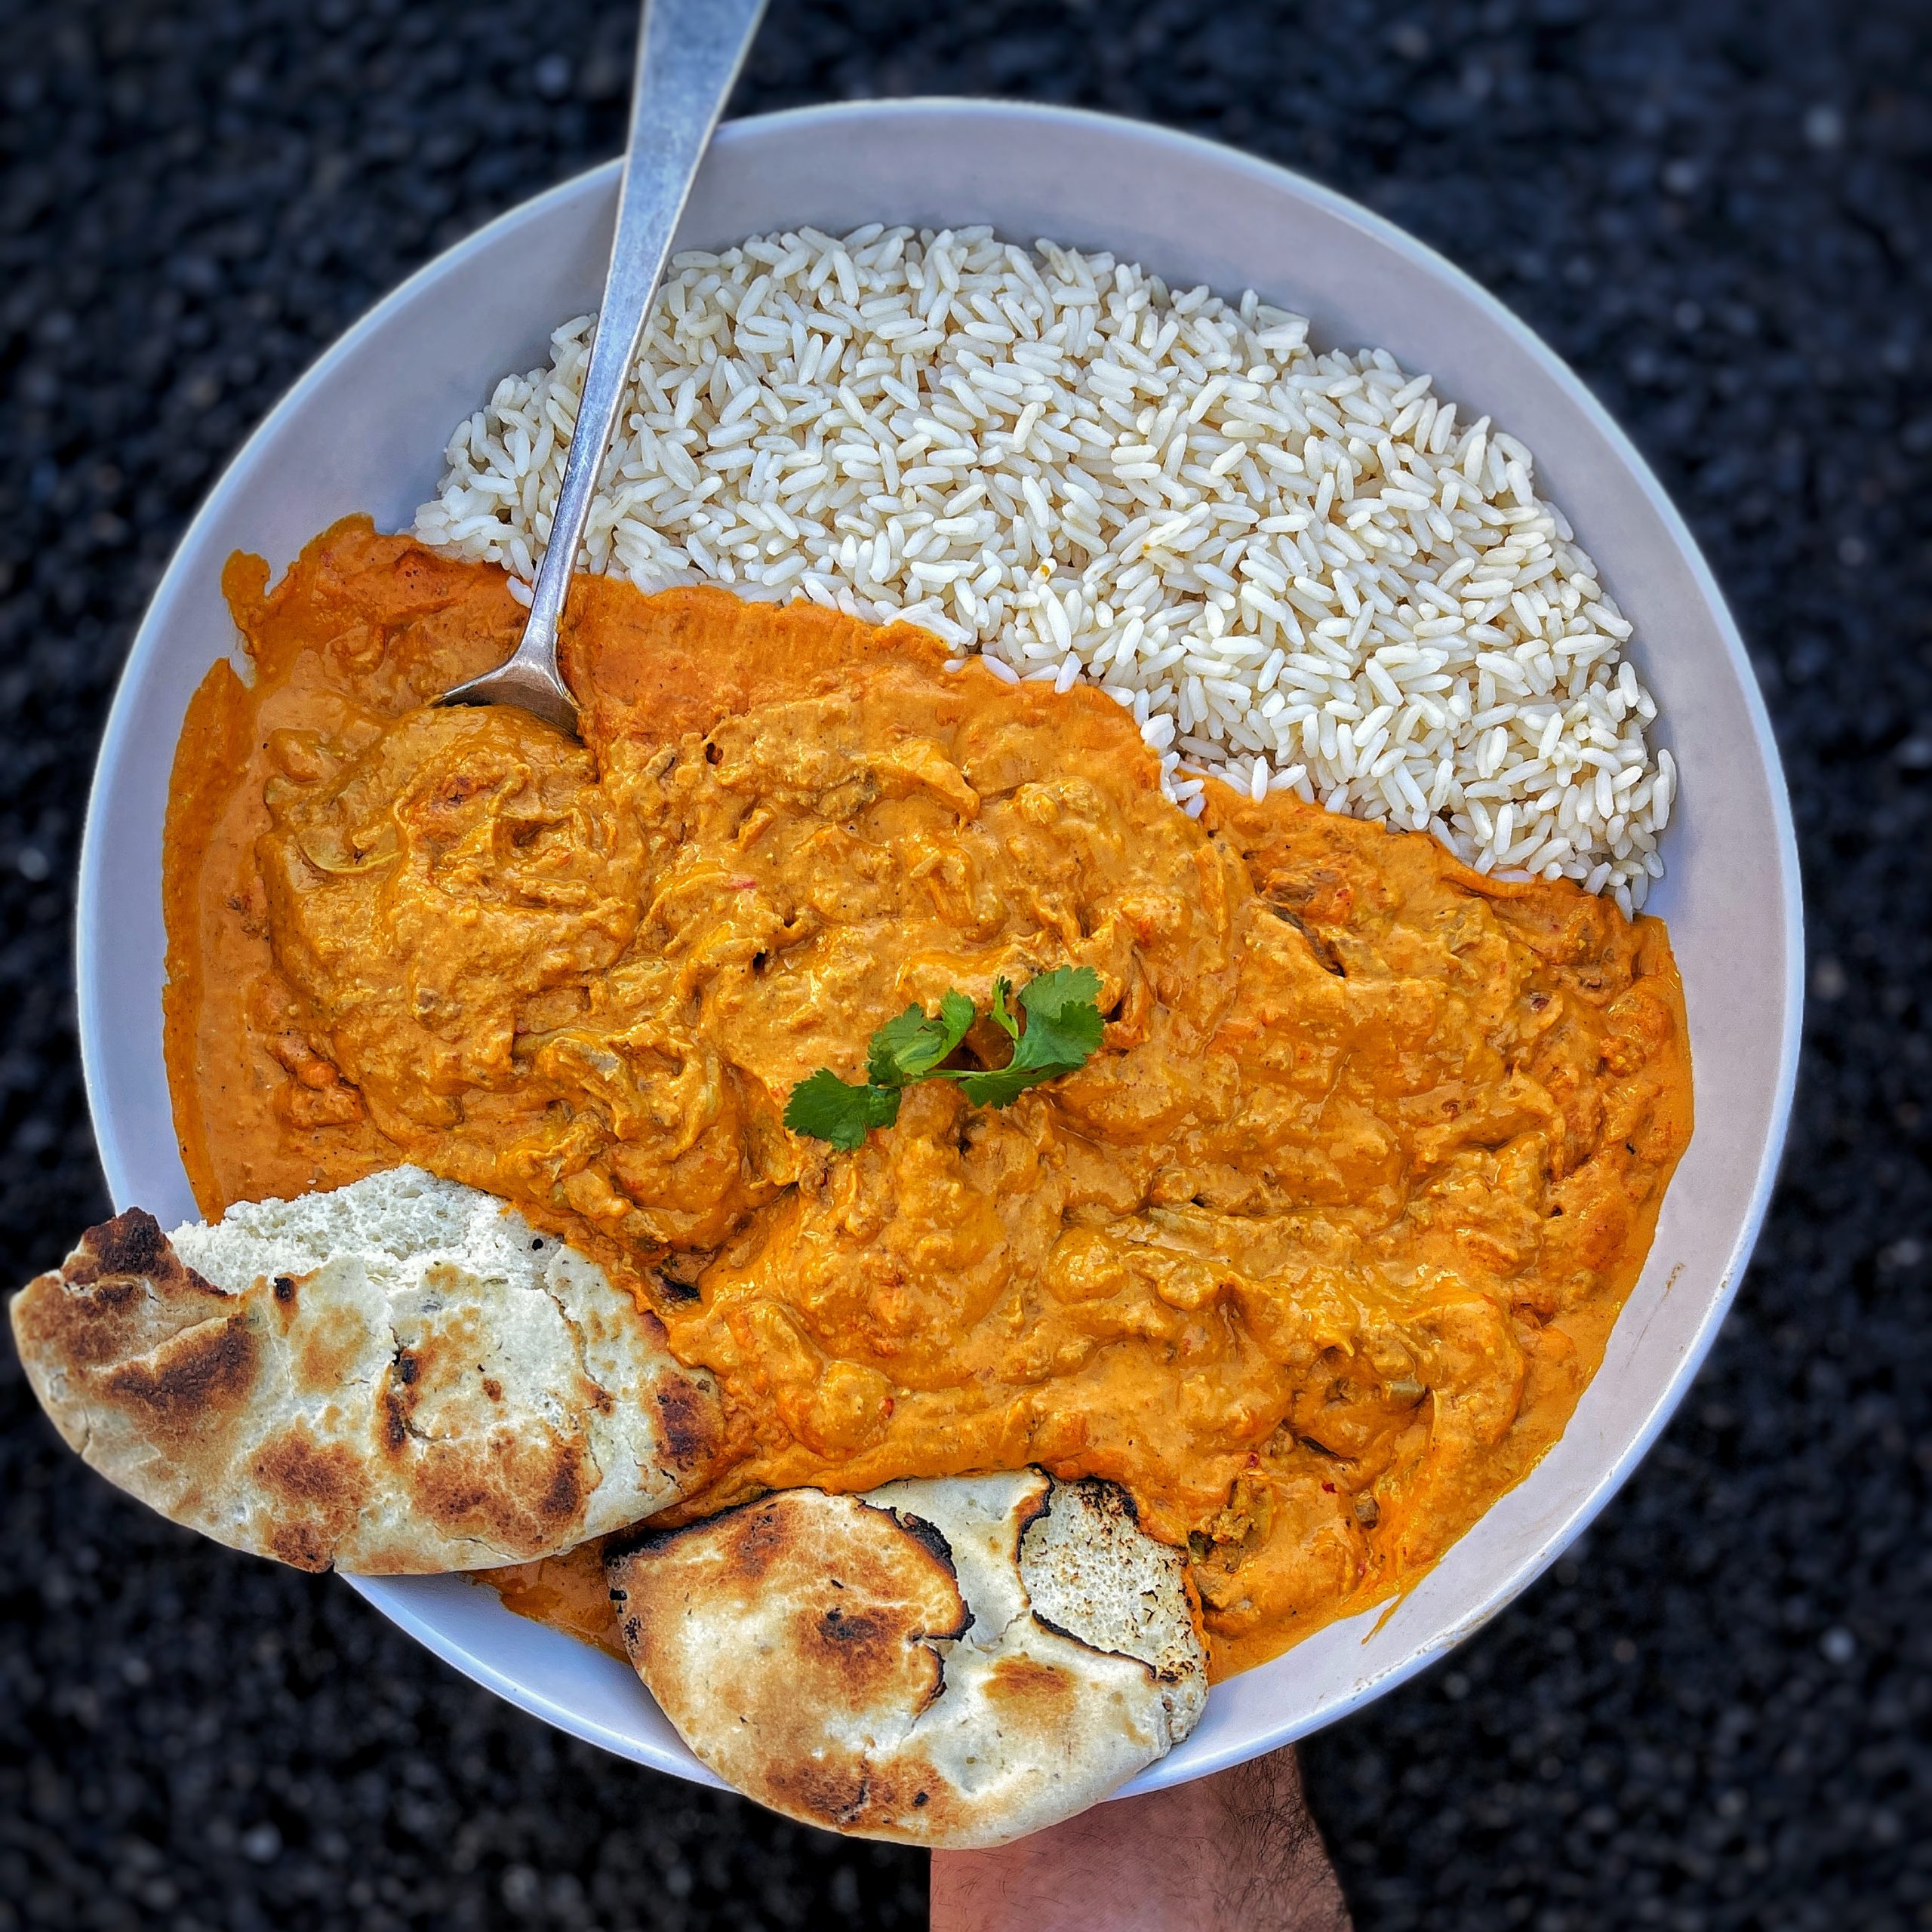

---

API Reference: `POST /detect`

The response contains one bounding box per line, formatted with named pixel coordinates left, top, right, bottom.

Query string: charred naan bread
left=9, top=1168, right=722, bottom=1572
left=607, top=1468, right=1208, bottom=1847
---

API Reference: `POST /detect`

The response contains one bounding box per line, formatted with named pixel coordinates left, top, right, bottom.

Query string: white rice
left=415, top=226, right=1671, bottom=914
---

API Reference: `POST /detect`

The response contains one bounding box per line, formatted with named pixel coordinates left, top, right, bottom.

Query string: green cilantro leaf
left=866, top=991, right=977, bottom=1088
left=782, top=1069, right=902, bottom=1152
left=953, top=967, right=1105, bottom=1109
left=1016, top=966, right=1107, bottom=1062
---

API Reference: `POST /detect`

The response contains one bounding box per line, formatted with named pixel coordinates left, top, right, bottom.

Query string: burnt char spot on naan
left=250, top=1425, right=371, bottom=1571
left=652, top=1376, right=721, bottom=1472
left=73, top=1208, right=178, bottom=1284
left=984, top=1654, right=1079, bottom=1715
left=16, top=1210, right=233, bottom=1371
left=99, top=1315, right=260, bottom=1434
left=399, top=1430, right=592, bottom=1559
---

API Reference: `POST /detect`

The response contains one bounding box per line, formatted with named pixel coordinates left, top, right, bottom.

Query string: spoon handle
left=463, top=0, right=766, bottom=729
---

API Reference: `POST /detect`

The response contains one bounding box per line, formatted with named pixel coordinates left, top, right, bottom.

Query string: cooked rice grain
left=415, top=226, right=1671, bottom=912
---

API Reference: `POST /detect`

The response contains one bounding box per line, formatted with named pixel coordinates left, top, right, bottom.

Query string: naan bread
left=9, top=1167, right=722, bottom=1573
left=607, top=1468, right=1208, bottom=1847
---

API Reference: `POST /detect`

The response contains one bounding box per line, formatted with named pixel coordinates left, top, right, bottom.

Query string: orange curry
left=164, top=518, right=1693, bottom=1676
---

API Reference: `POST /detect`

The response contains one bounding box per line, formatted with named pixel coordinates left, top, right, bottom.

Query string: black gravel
left=2, top=2, right=1927, bottom=1927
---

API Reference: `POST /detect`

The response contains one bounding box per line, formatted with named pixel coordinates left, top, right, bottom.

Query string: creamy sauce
left=165, top=519, right=1694, bottom=1676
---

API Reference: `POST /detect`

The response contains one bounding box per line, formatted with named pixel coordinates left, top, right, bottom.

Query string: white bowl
left=78, top=100, right=1801, bottom=1797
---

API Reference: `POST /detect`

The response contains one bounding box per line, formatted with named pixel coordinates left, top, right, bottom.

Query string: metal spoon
left=441, top=0, right=767, bottom=734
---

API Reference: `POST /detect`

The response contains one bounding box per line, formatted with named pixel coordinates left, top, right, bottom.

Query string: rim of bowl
left=76, top=97, right=1804, bottom=1785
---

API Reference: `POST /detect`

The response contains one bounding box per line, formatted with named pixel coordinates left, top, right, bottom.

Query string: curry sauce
left=164, top=518, right=1693, bottom=1676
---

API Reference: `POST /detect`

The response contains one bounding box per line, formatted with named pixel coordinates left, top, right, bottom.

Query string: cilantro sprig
left=783, top=968, right=1104, bottom=1152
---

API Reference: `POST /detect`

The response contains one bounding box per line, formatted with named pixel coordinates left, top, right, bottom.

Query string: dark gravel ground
left=1, top=2, right=1927, bottom=1927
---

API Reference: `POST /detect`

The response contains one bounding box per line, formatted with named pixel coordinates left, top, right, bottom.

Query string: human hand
left=929, top=1744, right=1352, bottom=1931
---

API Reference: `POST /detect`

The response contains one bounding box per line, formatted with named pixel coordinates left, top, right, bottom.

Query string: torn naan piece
left=607, top=1468, right=1208, bottom=1847
left=9, top=1167, right=722, bottom=1572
